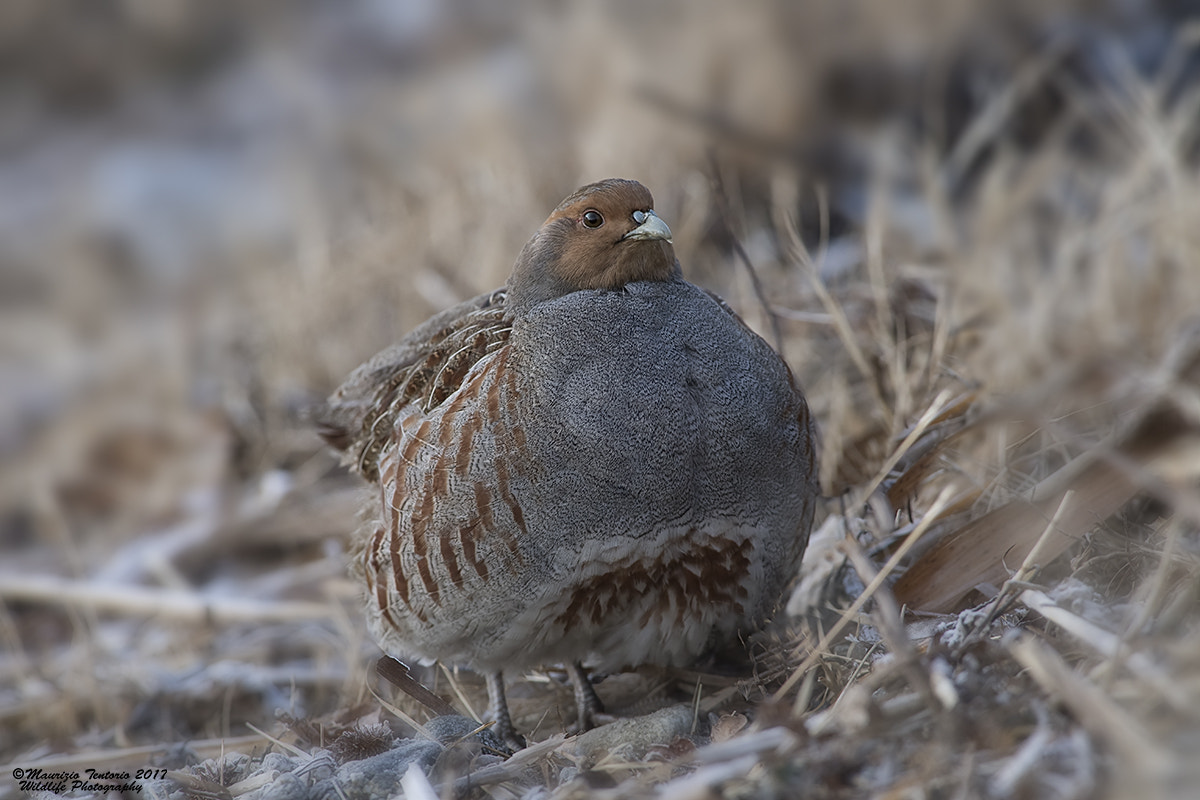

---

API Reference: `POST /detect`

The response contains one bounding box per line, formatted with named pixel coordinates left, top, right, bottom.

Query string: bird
left=317, top=178, right=818, bottom=747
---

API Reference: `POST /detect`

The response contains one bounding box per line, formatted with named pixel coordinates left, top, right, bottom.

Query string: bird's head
left=507, top=178, right=678, bottom=311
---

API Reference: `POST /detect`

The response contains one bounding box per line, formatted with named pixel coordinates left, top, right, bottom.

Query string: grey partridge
left=318, top=178, right=818, bottom=746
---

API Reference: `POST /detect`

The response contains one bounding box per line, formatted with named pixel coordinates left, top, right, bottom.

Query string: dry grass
left=2, top=1, right=1200, bottom=798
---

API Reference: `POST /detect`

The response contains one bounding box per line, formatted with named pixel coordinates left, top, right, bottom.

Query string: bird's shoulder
left=316, top=288, right=511, bottom=481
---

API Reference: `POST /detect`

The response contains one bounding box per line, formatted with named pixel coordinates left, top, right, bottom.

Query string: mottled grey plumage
left=318, top=178, right=817, bottom=746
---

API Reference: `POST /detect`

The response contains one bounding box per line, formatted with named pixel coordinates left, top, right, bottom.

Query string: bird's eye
left=582, top=210, right=604, bottom=228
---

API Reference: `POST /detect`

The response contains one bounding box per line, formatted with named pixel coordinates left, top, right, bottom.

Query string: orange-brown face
left=507, top=178, right=678, bottom=311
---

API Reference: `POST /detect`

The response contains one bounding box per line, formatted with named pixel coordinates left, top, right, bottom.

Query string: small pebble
left=568, top=705, right=697, bottom=769
left=261, top=752, right=298, bottom=773
left=336, top=740, right=444, bottom=800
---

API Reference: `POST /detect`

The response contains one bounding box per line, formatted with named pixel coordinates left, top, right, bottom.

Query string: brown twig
left=707, top=154, right=785, bottom=354
left=375, top=656, right=459, bottom=717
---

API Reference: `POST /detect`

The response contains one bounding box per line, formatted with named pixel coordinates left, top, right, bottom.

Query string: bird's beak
left=622, top=211, right=673, bottom=244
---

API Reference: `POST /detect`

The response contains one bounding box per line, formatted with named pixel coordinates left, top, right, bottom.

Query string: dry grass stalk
left=1009, top=636, right=1170, bottom=778
left=0, top=575, right=339, bottom=625
left=775, top=484, right=955, bottom=704
left=1018, top=589, right=1189, bottom=714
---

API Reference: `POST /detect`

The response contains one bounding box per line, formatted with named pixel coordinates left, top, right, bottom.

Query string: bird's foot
left=566, top=661, right=610, bottom=734
left=485, top=670, right=526, bottom=751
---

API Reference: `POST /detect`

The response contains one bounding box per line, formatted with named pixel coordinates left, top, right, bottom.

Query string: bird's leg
left=566, top=660, right=607, bottom=732
left=484, top=670, right=525, bottom=750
